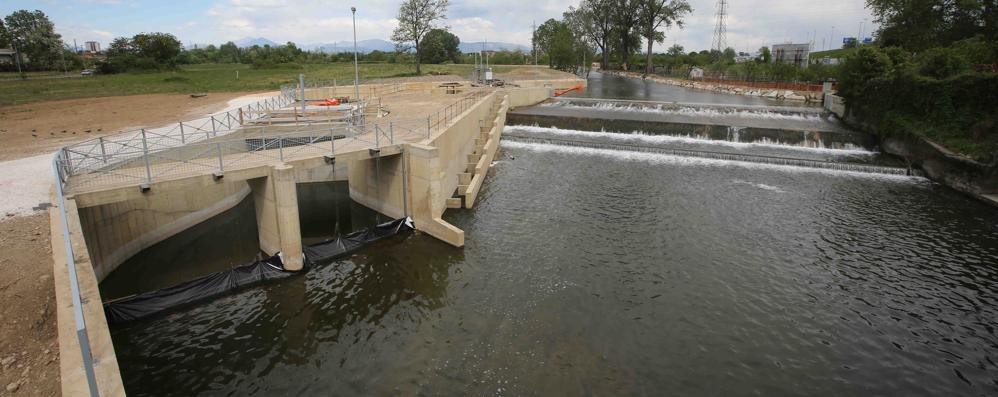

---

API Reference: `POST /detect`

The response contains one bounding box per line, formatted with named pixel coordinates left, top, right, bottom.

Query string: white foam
left=500, top=140, right=925, bottom=183
left=732, top=180, right=788, bottom=193
left=543, top=101, right=827, bottom=122
left=505, top=125, right=875, bottom=155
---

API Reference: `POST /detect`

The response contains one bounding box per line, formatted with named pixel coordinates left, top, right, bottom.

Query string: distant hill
left=234, top=37, right=280, bottom=48
left=309, top=39, right=395, bottom=54
left=459, top=42, right=530, bottom=53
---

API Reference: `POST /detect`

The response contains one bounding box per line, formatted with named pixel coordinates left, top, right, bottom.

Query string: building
left=772, top=43, right=810, bottom=68
left=84, top=41, right=101, bottom=53
left=688, top=66, right=704, bottom=80
left=0, top=48, right=15, bottom=65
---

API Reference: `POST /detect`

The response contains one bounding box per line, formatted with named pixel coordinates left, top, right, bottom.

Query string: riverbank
left=0, top=91, right=267, bottom=397
left=603, top=70, right=823, bottom=103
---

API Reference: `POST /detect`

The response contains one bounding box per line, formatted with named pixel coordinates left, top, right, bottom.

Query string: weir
left=48, top=78, right=580, bottom=395
left=502, top=134, right=920, bottom=177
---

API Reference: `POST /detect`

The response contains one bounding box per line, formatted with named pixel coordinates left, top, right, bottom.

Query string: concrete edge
left=49, top=188, right=125, bottom=397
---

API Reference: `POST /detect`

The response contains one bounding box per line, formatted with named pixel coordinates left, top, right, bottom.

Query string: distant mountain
left=459, top=42, right=530, bottom=53
left=234, top=37, right=280, bottom=48
left=309, top=39, right=395, bottom=54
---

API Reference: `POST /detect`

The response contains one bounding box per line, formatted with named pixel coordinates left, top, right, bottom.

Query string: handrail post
left=140, top=128, right=152, bottom=185
left=330, top=128, right=335, bottom=155
left=210, top=116, right=217, bottom=137
left=389, top=122, right=394, bottom=145
left=279, top=136, right=284, bottom=162
left=375, top=125, right=380, bottom=148
left=98, top=136, right=107, bottom=164
left=179, top=123, right=186, bottom=144
left=427, top=117, right=431, bottom=139
left=217, top=142, right=224, bottom=173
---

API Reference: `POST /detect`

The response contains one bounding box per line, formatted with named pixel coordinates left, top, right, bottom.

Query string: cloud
left=36, top=0, right=876, bottom=52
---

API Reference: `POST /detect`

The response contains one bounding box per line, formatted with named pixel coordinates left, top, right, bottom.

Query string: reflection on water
left=565, top=72, right=790, bottom=106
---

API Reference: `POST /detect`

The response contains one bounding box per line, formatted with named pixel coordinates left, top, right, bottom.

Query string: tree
left=3, top=10, right=63, bottom=70
left=131, top=33, right=182, bottom=64
left=535, top=19, right=562, bottom=67
left=611, top=0, right=642, bottom=69
left=578, top=0, right=615, bottom=70
left=420, top=28, right=460, bottom=64
left=391, top=0, right=449, bottom=74
left=666, top=44, right=684, bottom=57
left=866, top=0, right=996, bottom=51
left=636, top=0, right=691, bottom=75
left=0, top=19, right=8, bottom=48
left=757, top=46, right=771, bottom=63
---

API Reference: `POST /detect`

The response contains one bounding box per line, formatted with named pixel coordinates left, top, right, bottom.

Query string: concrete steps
left=450, top=93, right=508, bottom=208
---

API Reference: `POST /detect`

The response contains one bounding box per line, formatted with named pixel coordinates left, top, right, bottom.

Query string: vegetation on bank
left=0, top=63, right=488, bottom=106
left=837, top=0, right=996, bottom=162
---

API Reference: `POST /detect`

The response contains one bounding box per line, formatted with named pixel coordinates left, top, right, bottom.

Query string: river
left=103, top=72, right=998, bottom=396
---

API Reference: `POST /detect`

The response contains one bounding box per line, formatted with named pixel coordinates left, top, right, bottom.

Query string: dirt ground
left=496, top=66, right=579, bottom=81
left=0, top=92, right=256, bottom=162
left=0, top=214, right=59, bottom=396
left=0, top=92, right=261, bottom=396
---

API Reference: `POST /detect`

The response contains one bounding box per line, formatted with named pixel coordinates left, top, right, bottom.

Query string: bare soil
left=0, top=92, right=261, bottom=395
left=0, top=92, right=255, bottom=162
left=0, top=214, right=59, bottom=396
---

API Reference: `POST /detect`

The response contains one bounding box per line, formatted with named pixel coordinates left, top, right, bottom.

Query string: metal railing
left=280, top=79, right=404, bottom=100
left=389, top=89, right=493, bottom=140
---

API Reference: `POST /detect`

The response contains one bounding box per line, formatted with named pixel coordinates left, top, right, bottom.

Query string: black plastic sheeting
left=104, top=217, right=414, bottom=325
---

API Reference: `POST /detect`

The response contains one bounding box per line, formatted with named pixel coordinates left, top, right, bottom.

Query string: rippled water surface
left=111, top=140, right=998, bottom=396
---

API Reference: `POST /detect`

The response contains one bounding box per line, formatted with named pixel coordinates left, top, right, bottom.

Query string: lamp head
left=351, top=7, right=356, bottom=12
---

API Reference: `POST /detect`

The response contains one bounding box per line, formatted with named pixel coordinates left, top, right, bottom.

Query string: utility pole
left=532, top=21, right=537, bottom=65
left=830, top=26, right=835, bottom=49
left=351, top=6, right=360, bottom=102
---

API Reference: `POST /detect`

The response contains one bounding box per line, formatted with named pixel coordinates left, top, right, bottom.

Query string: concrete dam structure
left=48, top=78, right=574, bottom=395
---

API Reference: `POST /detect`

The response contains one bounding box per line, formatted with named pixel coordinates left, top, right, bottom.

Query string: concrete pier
left=250, top=164, right=304, bottom=270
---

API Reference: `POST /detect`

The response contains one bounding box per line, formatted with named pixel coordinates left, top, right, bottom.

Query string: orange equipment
left=554, top=85, right=584, bottom=97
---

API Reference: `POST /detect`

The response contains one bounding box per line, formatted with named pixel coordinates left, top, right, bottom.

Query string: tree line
left=837, top=0, right=997, bottom=161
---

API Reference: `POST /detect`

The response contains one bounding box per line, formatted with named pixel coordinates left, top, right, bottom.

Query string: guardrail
left=52, top=155, right=101, bottom=396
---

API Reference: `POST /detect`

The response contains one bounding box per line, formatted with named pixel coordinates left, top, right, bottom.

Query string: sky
left=3, top=0, right=877, bottom=53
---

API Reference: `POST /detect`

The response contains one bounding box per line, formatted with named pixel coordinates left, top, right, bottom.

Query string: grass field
left=810, top=47, right=861, bottom=60
left=0, top=63, right=509, bottom=106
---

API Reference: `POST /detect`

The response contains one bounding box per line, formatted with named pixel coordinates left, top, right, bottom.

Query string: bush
left=839, top=46, right=894, bottom=100
left=916, top=48, right=969, bottom=79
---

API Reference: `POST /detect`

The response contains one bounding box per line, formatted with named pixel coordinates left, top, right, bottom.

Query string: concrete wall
left=347, top=154, right=407, bottom=219
left=508, top=87, right=554, bottom=108
left=824, top=93, right=846, bottom=118
left=77, top=181, right=251, bottom=281
left=50, top=197, right=125, bottom=396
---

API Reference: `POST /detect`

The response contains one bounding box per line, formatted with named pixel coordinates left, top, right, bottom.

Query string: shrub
left=916, top=48, right=970, bottom=79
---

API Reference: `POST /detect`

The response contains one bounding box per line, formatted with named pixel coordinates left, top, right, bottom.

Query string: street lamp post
left=12, top=38, right=23, bottom=76
left=351, top=6, right=360, bottom=103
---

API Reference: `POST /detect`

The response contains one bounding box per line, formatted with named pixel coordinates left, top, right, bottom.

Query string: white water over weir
left=503, top=134, right=922, bottom=177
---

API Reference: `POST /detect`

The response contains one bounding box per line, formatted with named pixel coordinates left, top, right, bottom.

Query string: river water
left=105, top=73, right=998, bottom=396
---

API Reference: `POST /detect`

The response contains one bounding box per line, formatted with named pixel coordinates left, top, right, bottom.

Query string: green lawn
left=0, top=63, right=491, bottom=106
left=810, top=47, right=862, bottom=60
